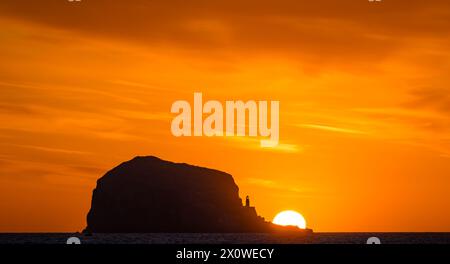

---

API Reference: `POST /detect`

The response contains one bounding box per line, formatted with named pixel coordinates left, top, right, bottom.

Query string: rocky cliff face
left=85, top=156, right=271, bottom=233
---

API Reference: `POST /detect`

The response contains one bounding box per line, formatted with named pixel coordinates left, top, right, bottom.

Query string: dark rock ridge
left=85, top=156, right=312, bottom=233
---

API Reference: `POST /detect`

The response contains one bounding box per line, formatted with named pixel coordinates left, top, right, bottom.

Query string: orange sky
left=0, top=0, right=449, bottom=232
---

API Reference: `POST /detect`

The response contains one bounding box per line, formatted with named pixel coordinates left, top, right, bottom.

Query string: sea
left=0, top=233, right=449, bottom=244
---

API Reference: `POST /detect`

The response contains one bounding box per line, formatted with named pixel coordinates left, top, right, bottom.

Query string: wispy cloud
left=224, top=136, right=302, bottom=153
left=3, top=143, right=90, bottom=155
left=246, top=177, right=314, bottom=197
left=111, top=109, right=172, bottom=121
left=0, top=103, right=39, bottom=115
left=108, top=80, right=182, bottom=94
left=296, top=123, right=366, bottom=135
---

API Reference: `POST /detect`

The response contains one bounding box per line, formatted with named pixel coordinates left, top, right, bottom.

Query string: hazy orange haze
left=0, top=0, right=450, bottom=232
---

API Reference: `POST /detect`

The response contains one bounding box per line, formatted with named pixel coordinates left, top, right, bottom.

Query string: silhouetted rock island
left=85, top=156, right=312, bottom=234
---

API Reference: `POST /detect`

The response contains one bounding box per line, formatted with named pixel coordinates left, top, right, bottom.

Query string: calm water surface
left=1, top=233, right=449, bottom=244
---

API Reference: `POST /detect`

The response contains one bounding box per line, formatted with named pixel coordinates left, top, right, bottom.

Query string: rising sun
left=272, top=210, right=307, bottom=229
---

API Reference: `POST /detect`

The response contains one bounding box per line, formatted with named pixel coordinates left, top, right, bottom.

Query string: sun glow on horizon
left=273, top=210, right=307, bottom=229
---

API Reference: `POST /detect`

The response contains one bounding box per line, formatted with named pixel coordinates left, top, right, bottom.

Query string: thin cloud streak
left=297, top=123, right=366, bottom=135
left=2, top=143, right=91, bottom=156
